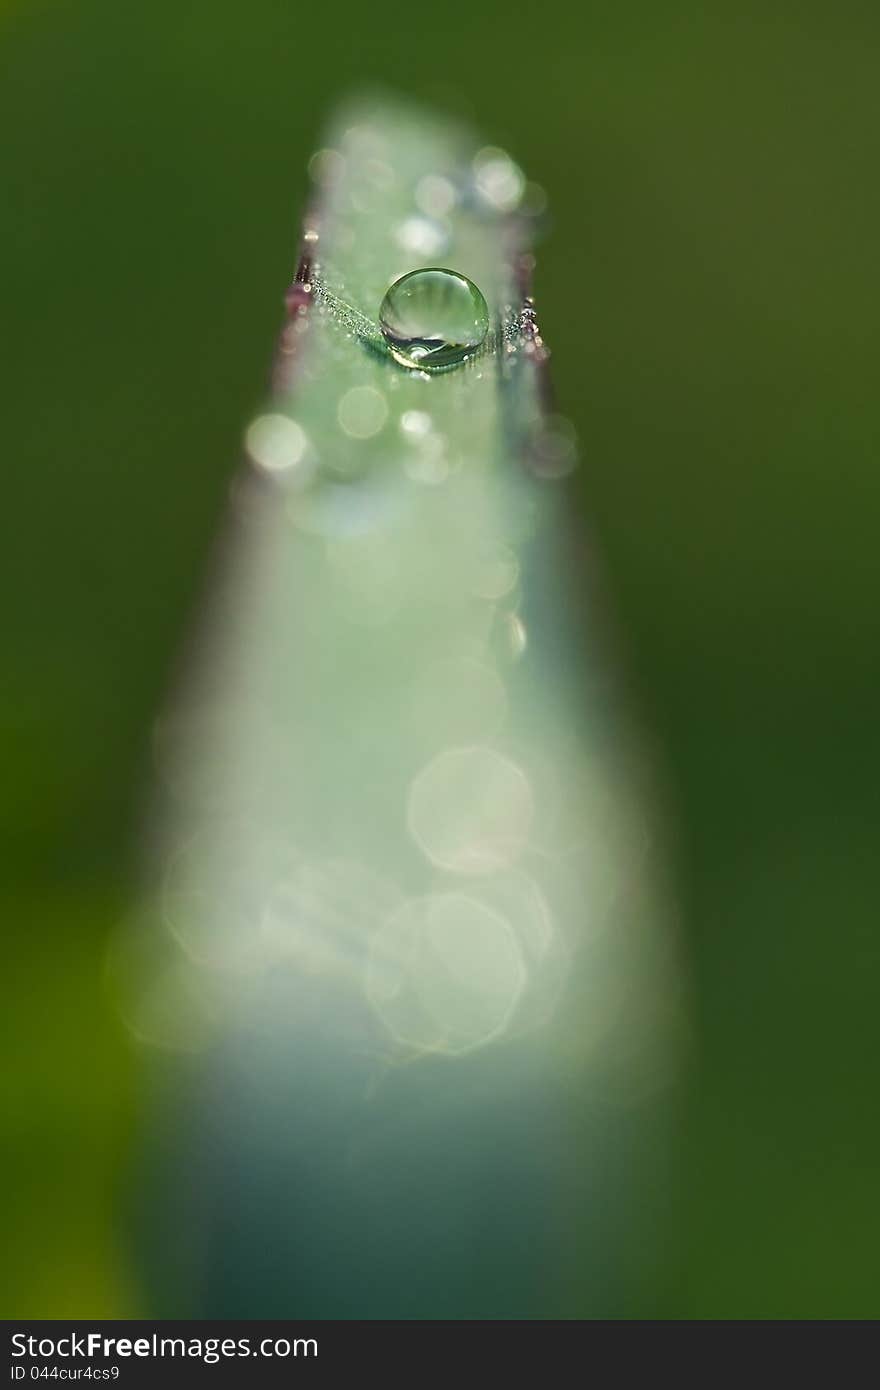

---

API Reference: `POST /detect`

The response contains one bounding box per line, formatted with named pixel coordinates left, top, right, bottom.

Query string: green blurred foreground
left=2, top=0, right=879, bottom=1318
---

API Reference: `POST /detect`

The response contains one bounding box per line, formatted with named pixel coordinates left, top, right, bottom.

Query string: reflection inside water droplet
left=379, top=268, right=489, bottom=371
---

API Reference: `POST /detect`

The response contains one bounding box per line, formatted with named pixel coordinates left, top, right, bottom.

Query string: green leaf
left=118, top=96, right=678, bottom=1319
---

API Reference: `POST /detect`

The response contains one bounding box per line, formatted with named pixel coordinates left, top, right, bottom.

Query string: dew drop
left=337, top=385, right=388, bottom=439
left=379, top=268, right=489, bottom=371
left=245, top=413, right=311, bottom=478
left=415, top=174, right=457, bottom=217
left=395, top=215, right=449, bottom=258
left=473, top=146, right=525, bottom=212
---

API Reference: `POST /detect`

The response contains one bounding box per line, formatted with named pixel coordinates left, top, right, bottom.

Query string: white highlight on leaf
left=245, top=413, right=310, bottom=476
left=337, top=386, right=388, bottom=439
left=407, top=746, right=534, bottom=875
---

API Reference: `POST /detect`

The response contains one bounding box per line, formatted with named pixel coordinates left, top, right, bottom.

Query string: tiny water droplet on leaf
left=379, top=268, right=489, bottom=371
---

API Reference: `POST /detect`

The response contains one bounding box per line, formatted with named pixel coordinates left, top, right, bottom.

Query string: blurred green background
left=2, top=0, right=878, bottom=1317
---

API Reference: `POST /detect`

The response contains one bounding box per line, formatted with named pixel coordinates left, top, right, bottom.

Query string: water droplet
left=245, top=413, right=312, bottom=479
left=284, top=282, right=311, bottom=315
left=337, top=385, right=388, bottom=439
left=473, top=146, right=525, bottom=212
left=395, top=214, right=449, bottom=258
left=400, top=409, right=433, bottom=437
left=365, top=892, right=526, bottom=1054
left=407, top=746, right=534, bottom=875
left=415, top=174, right=457, bottom=217
left=308, top=148, right=345, bottom=187
left=379, top=268, right=489, bottom=371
